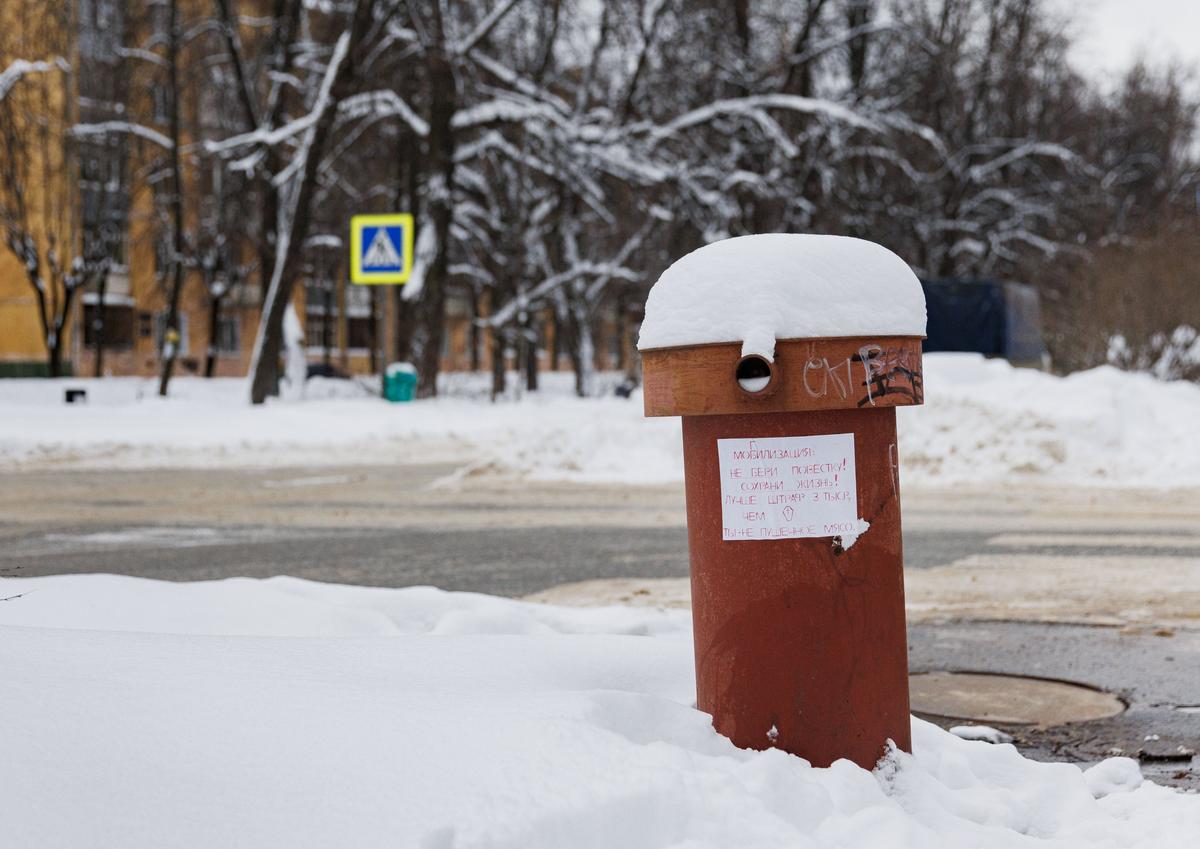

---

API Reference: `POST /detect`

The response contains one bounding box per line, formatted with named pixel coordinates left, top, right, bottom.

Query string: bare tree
left=154, top=0, right=190, bottom=395
left=241, top=1, right=378, bottom=404
left=0, top=5, right=113, bottom=377
left=9, top=0, right=1192, bottom=390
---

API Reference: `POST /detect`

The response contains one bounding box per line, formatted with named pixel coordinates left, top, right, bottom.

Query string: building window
left=304, top=321, right=323, bottom=350
left=214, top=314, right=240, bottom=353
left=79, top=137, right=128, bottom=268
left=344, top=285, right=373, bottom=351
left=305, top=279, right=338, bottom=352
left=152, top=85, right=170, bottom=126
left=347, top=317, right=374, bottom=350
left=345, top=284, right=371, bottom=312
left=149, top=1, right=170, bottom=44
left=83, top=304, right=134, bottom=349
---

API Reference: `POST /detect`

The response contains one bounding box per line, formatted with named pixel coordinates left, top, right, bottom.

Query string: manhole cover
left=910, top=672, right=1125, bottom=726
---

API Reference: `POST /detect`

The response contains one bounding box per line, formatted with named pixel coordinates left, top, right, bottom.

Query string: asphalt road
left=3, top=463, right=1197, bottom=595
left=0, top=521, right=997, bottom=595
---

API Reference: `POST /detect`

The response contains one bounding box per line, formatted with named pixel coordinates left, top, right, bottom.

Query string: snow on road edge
left=1, top=356, right=1198, bottom=488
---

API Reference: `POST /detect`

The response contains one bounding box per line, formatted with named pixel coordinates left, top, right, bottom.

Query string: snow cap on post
left=638, top=234, right=925, bottom=356
left=639, top=234, right=926, bottom=417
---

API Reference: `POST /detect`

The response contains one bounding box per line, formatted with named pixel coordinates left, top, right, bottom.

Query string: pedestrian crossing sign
left=350, top=213, right=414, bottom=284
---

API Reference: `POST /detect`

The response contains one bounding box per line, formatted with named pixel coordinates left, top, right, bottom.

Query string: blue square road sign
left=350, top=214, right=414, bottom=284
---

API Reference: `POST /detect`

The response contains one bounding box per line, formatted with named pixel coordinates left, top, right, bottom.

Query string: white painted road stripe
left=988, top=533, right=1200, bottom=549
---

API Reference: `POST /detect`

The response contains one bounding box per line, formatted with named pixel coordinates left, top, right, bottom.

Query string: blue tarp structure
left=920, top=279, right=1047, bottom=366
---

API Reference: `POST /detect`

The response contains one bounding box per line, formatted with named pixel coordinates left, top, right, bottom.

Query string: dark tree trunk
left=468, top=287, right=482, bottom=372
left=846, top=1, right=872, bottom=94
left=524, top=344, right=538, bottom=391
left=490, top=326, right=506, bottom=400
left=254, top=0, right=303, bottom=304
left=391, top=284, right=404, bottom=363
left=92, top=273, right=107, bottom=377
left=389, top=126, right=418, bottom=364
left=784, top=0, right=830, bottom=98
left=377, top=286, right=387, bottom=395
left=203, top=293, right=224, bottom=378
left=42, top=284, right=81, bottom=379
left=558, top=303, right=585, bottom=397
left=158, top=0, right=186, bottom=397
left=550, top=309, right=562, bottom=371
left=48, top=337, right=63, bottom=378
left=614, top=288, right=628, bottom=372
left=323, top=284, right=333, bottom=365
left=413, top=12, right=457, bottom=399
left=368, top=286, right=379, bottom=375
left=249, top=5, right=366, bottom=405
left=523, top=313, right=539, bottom=392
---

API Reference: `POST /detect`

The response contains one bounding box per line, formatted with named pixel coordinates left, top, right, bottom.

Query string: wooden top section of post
left=641, top=335, right=923, bottom=417
left=636, top=235, right=928, bottom=417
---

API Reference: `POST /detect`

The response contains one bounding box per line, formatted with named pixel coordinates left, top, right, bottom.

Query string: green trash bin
left=384, top=362, right=418, bottom=402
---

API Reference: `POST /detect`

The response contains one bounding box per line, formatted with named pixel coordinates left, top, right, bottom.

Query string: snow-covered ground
left=2, top=573, right=1197, bottom=848
left=2, top=355, right=1199, bottom=488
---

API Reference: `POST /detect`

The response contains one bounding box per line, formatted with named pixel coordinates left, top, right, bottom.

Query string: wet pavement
left=908, top=621, right=1200, bottom=789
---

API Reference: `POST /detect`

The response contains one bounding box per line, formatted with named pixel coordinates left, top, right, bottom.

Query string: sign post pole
left=349, top=213, right=415, bottom=396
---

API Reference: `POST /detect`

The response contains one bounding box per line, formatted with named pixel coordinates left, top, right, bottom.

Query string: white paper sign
left=717, top=433, right=858, bottom=541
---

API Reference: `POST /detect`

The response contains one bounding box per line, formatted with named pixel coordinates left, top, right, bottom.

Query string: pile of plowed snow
left=1, top=355, right=1197, bottom=488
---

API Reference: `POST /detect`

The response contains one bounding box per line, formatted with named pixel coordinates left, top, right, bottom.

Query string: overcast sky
left=1063, top=0, right=1200, bottom=84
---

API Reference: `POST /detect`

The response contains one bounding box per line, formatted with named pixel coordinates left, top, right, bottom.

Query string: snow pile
left=637, top=234, right=926, bottom=356
left=1, top=355, right=1199, bottom=488
left=1, top=573, right=1197, bottom=849
left=0, top=372, right=684, bottom=481
left=897, top=354, right=1200, bottom=486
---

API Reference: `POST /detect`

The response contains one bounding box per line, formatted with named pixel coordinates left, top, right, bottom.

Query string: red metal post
left=680, top=407, right=910, bottom=768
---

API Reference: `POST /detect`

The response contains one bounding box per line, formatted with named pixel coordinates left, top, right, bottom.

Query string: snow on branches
left=0, top=57, right=68, bottom=101
left=5, top=0, right=1178, bottom=389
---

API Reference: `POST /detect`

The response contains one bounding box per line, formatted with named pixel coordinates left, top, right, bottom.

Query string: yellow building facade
left=0, top=1, right=631, bottom=383
left=0, top=0, right=79, bottom=376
